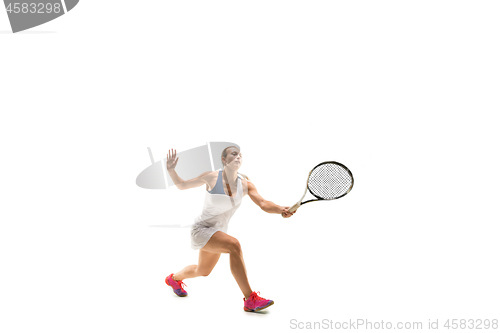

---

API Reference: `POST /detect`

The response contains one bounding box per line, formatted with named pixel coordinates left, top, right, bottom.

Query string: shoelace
left=248, top=291, right=265, bottom=302
left=177, top=280, right=187, bottom=291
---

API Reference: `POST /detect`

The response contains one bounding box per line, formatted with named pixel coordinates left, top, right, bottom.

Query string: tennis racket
left=284, top=161, right=354, bottom=216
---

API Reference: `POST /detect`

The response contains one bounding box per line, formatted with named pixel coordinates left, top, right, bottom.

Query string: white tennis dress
left=190, top=171, right=244, bottom=250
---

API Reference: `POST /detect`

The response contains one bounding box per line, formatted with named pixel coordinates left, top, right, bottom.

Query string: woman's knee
left=196, top=268, right=211, bottom=277
left=227, top=238, right=242, bottom=255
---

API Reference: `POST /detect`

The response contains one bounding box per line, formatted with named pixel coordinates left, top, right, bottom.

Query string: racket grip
left=288, top=202, right=301, bottom=213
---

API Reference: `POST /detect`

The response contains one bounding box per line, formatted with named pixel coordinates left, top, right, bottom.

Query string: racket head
left=306, top=161, right=354, bottom=200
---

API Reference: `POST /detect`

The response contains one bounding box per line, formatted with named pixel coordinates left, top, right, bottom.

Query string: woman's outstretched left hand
left=281, top=207, right=294, bottom=218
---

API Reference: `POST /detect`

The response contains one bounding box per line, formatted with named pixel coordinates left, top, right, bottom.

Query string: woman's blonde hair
left=221, top=146, right=250, bottom=181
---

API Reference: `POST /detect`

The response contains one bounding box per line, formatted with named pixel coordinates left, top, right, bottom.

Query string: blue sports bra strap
left=208, top=170, right=224, bottom=194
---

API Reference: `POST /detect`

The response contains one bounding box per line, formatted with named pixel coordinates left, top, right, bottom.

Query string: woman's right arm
left=166, top=149, right=212, bottom=190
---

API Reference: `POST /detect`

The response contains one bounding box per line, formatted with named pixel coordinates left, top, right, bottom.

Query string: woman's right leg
left=200, top=231, right=253, bottom=299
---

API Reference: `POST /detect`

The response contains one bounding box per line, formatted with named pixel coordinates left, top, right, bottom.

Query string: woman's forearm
left=261, top=201, right=284, bottom=214
left=168, top=169, right=185, bottom=189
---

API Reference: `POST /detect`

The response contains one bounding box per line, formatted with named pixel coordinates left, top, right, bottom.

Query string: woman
left=164, top=146, right=295, bottom=312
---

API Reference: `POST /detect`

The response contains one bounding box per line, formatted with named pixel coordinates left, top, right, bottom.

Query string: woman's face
left=223, top=147, right=242, bottom=169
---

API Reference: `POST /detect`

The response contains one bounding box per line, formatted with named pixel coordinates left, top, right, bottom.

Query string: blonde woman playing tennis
left=165, top=146, right=294, bottom=312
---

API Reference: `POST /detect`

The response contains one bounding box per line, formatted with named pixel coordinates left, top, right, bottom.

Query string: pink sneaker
left=243, top=291, right=274, bottom=312
left=165, top=273, right=187, bottom=297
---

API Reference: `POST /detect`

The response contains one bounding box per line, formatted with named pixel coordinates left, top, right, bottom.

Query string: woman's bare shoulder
left=205, top=170, right=219, bottom=177
left=197, top=170, right=217, bottom=177
left=204, top=170, right=220, bottom=191
left=240, top=177, right=252, bottom=195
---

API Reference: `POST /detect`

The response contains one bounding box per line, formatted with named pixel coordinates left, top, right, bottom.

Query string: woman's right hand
left=166, top=149, right=179, bottom=171
left=281, top=206, right=295, bottom=218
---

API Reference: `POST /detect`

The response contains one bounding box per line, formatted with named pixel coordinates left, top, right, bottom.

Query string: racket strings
left=308, top=164, right=353, bottom=199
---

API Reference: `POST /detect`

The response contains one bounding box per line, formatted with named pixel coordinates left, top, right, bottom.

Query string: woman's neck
left=222, top=167, right=238, bottom=184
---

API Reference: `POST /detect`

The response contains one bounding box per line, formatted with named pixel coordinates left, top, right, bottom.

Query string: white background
left=1, top=1, right=499, bottom=332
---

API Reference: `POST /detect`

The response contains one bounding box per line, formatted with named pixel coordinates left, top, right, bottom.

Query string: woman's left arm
left=247, top=181, right=294, bottom=218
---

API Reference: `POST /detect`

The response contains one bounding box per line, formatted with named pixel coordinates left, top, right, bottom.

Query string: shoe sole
left=165, top=276, right=187, bottom=297
left=244, top=300, right=274, bottom=312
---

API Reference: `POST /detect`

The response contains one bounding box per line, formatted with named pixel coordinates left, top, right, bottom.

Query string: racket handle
left=288, top=202, right=301, bottom=213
